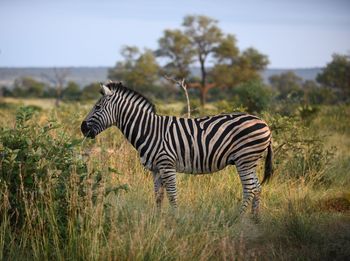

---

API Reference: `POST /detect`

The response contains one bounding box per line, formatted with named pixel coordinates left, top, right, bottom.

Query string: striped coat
left=81, top=82, right=273, bottom=218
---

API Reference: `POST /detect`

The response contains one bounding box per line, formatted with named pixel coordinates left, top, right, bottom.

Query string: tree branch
left=164, top=75, right=191, bottom=118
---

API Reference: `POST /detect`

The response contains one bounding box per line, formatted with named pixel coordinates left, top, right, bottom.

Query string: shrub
left=265, top=113, right=335, bottom=184
left=0, top=106, right=127, bottom=231
left=0, top=106, right=87, bottom=227
left=232, top=81, right=273, bottom=113
left=297, top=104, right=319, bottom=124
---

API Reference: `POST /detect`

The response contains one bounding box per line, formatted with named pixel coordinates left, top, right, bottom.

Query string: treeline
left=1, top=79, right=100, bottom=101
left=1, top=15, right=349, bottom=112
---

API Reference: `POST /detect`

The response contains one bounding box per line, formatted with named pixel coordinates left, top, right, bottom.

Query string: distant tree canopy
left=81, top=82, right=100, bottom=100
left=12, top=77, right=46, bottom=97
left=232, top=81, right=273, bottom=113
left=106, top=15, right=271, bottom=106
left=269, top=71, right=337, bottom=105
left=269, top=71, right=304, bottom=101
left=108, top=47, right=160, bottom=93
left=156, top=29, right=194, bottom=79
left=155, top=15, right=269, bottom=105
left=212, top=43, right=269, bottom=89
left=62, top=81, right=81, bottom=101
left=317, top=53, right=350, bottom=98
left=9, top=15, right=348, bottom=108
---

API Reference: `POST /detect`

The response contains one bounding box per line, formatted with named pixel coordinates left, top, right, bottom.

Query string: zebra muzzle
left=81, top=121, right=96, bottom=139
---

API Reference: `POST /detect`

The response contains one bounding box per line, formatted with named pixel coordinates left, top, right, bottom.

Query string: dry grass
left=0, top=100, right=349, bottom=260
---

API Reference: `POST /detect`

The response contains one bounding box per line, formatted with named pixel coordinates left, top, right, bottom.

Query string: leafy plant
left=232, top=80, right=273, bottom=113
left=0, top=106, right=127, bottom=230
left=265, top=113, right=334, bottom=184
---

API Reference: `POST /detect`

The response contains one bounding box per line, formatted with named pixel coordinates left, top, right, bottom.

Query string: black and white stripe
left=81, top=82, right=273, bottom=217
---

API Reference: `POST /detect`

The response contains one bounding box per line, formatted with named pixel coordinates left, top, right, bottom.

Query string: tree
left=62, top=81, right=81, bottom=101
left=12, top=77, right=46, bottom=97
left=42, top=68, right=70, bottom=106
left=156, top=29, right=194, bottom=79
left=232, top=80, right=272, bottom=113
left=108, top=46, right=160, bottom=92
left=239, top=48, right=269, bottom=71
left=211, top=35, right=269, bottom=88
left=81, top=82, right=100, bottom=100
left=183, top=15, right=223, bottom=105
left=209, top=34, right=240, bottom=92
left=302, top=80, right=335, bottom=105
left=269, top=71, right=304, bottom=100
left=156, top=16, right=269, bottom=106
left=316, top=53, right=350, bottom=98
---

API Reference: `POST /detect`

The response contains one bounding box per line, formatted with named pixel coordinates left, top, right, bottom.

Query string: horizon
left=0, top=0, right=349, bottom=68
left=0, top=65, right=324, bottom=70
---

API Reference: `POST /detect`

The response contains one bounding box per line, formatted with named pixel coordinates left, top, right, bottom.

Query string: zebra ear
left=100, top=83, right=113, bottom=96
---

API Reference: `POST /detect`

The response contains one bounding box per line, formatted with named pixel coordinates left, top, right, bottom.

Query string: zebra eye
left=95, top=105, right=101, bottom=110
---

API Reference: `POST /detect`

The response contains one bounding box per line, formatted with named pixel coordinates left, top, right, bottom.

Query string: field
left=0, top=98, right=349, bottom=261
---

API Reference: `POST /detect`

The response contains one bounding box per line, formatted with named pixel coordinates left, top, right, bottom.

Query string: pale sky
left=0, top=0, right=349, bottom=68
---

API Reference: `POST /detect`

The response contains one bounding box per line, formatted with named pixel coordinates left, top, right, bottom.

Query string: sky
left=0, top=0, right=349, bottom=68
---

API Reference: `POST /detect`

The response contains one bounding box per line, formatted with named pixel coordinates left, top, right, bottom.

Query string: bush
left=0, top=106, right=127, bottom=231
left=0, top=106, right=88, bottom=227
left=12, top=77, right=47, bottom=98
left=265, top=113, right=334, bottom=184
left=62, top=81, right=81, bottom=101
left=297, top=104, right=319, bottom=124
left=232, top=80, right=273, bottom=113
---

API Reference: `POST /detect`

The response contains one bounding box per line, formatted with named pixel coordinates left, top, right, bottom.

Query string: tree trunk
left=199, top=55, right=207, bottom=106
left=200, top=86, right=208, bottom=106
left=55, top=84, right=62, bottom=107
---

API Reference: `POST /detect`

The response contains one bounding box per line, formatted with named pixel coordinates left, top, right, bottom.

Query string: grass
left=0, top=98, right=349, bottom=260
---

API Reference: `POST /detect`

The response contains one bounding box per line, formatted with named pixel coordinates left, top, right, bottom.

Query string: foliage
left=0, top=106, right=127, bottom=234
left=297, top=104, right=319, bottom=124
left=155, top=15, right=269, bottom=106
left=232, top=80, right=273, bottom=113
left=302, top=80, right=336, bottom=105
left=156, top=29, right=194, bottom=79
left=62, top=81, right=81, bottom=101
left=183, top=15, right=223, bottom=65
left=269, top=71, right=304, bottom=101
left=317, top=53, right=350, bottom=98
left=182, top=15, right=223, bottom=105
left=0, top=106, right=87, bottom=228
left=108, top=46, right=160, bottom=92
left=266, top=113, right=334, bottom=184
left=0, top=101, right=349, bottom=260
left=212, top=45, right=269, bottom=89
left=12, top=77, right=46, bottom=98
left=81, top=82, right=101, bottom=100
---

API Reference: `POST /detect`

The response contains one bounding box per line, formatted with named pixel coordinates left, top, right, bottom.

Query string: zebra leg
left=160, top=168, right=178, bottom=208
left=237, top=167, right=261, bottom=217
left=152, top=171, right=164, bottom=209
left=251, top=177, right=262, bottom=220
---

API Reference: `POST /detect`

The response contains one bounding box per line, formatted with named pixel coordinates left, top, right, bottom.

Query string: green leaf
left=64, top=139, right=84, bottom=149
left=108, top=167, right=123, bottom=175
left=24, top=176, right=33, bottom=185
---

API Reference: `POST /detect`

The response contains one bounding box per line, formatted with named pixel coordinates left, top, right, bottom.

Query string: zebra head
left=81, top=83, right=116, bottom=139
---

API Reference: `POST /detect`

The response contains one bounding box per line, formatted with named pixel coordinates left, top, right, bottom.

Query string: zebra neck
left=117, top=106, right=162, bottom=151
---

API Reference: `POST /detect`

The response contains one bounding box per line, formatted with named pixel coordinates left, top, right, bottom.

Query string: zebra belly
left=175, top=159, right=228, bottom=174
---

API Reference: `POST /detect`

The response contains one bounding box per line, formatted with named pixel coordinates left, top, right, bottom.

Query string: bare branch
left=41, top=68, right=70, bottom=107
left=164, top=75, right=191, bottom=118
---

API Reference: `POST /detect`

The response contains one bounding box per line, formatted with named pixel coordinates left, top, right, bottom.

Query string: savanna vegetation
left=2, top=15, right=349, bottom=108
left=1, top=13, right=349, bottom=261
left=0, top=95, right=349, bottom=260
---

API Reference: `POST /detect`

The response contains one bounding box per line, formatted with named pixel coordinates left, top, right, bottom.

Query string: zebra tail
left=261, top=141, right=273, bottom=185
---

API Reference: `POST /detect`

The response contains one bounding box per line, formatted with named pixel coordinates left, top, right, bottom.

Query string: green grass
left=0, top=99, right=349, bottom=260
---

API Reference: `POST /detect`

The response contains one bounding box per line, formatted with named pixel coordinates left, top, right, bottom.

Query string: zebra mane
left=106, top=81, right=156, bottom=114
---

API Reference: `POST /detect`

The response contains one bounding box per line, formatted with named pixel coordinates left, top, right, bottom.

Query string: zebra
left=81, top=81, right=273, bottom=218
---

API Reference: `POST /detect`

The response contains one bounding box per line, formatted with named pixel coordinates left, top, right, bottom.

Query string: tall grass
left=0, top=101, right=349, bottom=260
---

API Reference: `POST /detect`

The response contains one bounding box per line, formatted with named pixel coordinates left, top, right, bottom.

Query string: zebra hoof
left=251, top=214, right=261, bottom=224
